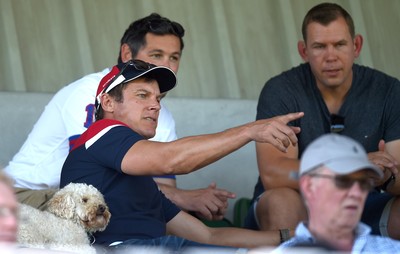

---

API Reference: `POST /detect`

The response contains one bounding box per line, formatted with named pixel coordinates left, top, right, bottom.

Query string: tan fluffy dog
left=17, top=183, right=111, bottom=253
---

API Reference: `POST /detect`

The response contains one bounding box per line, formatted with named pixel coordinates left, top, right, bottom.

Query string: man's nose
left=148, top=99, right=161, bottom=111
left=347, top=181, right=366, bottom=197
left=325, top=45, right=338, bottom=60
left=0, top=208, right=18, bottom=230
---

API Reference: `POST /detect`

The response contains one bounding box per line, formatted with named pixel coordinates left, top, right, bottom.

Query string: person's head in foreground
left=298, top=133, right=383, bottom=250
left=94, top=59, right=176, bottom=138
left=0, top=171, right=18, bottom=244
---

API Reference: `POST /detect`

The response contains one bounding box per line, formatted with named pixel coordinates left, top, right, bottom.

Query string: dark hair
left=302, top=3, right=355, bottom=43
left=117, top=13, right=185, bottom=63
left=95, top=81, right=127, bottom=120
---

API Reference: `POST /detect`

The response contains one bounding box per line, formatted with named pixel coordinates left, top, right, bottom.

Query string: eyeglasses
left=129, top=59, right=155, bottom=70
left=331, top=114, right=345, bottom=133
left=308, top=173, right=374, bottom=191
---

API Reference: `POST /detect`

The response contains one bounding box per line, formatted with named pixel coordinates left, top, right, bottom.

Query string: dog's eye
left=82, top=198, right=88, bottom=203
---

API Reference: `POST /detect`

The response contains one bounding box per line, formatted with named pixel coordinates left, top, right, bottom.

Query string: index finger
left=213, top=189, right=236, bottom=199
left=278, top=112, right=304, bottom=124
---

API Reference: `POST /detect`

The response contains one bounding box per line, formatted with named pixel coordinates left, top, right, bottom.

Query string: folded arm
left=256, top=142, right=300, bottom=190
left=370, top=139, right=400, bottom=194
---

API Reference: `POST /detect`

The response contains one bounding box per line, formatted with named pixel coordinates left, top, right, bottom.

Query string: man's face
left=110, top=78, right=162, bottom=139
left=301, top=17, right=358, bottom=90
left=0, top=183, right=18, bottom=243
left=304, top=168, right=370, bottom=232
left=135, top=33, right=182, bottom=74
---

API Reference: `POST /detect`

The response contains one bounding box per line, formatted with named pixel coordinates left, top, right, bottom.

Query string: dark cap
left=95, top=59, right=177, bottom=110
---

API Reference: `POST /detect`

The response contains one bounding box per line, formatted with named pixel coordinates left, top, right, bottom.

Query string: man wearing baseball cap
left=273, top=134, right=400, bottom=253
left=93, top=59, right=177, bottom=121
left=6, top=13, right=236, bottom=223
left=60, top=59, right=305, bottom=251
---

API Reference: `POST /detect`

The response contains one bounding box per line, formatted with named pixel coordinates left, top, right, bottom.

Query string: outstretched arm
left=121, top=112, right=304, bottom=176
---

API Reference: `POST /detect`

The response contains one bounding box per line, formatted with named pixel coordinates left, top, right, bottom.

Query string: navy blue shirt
left=61, top=119, right=180, bottom=245
left=253, top=63, right=400, bottom=199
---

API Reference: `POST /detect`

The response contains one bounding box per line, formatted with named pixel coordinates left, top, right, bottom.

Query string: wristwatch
left=380, top=174, right=396, bottom=192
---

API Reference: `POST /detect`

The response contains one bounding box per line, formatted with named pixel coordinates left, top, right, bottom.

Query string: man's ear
left=299, top=175, right=313, bottom=200
left=100, top=94, right=114, bottom=114
left=353, top=34, right=363, bottom=58
left=297, top=40, right=308, bottom=62
left=120, top=43, right=133, bottom=62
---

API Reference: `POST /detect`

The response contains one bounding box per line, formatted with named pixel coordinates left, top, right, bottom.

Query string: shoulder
left=258, top=64, right=313, bottom=106
left=353, top=223, right=400, bottom=251
left=262, top=63, right=311, bottom=93
left=361, top=235, right=400, bottom=251
left=71, top=119, right=130, bottom=151
left=271, top=63, right=310, bottom=81
left=51, top=69, right=110, bottom=106
left=85, top=119, right=129, bottom=139
left=354, top=64, right=400, bottom=85
left=56, top=68, right=109, bottom=96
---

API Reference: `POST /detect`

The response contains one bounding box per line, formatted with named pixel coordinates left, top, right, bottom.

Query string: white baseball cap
left=299, top=133, right=383, bottom=178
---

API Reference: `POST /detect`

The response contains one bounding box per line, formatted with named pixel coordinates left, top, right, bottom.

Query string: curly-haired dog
left=17, top=183, right=111, bottom=253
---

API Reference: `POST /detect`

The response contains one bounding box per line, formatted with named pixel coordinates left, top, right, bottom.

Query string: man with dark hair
left=61, top=59, right=304, bottom=251
left=5, top=13, right=235, bottom=221
left=246, top=2, right=400, bottom=240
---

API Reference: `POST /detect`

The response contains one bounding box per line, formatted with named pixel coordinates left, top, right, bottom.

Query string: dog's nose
left=97, top=204, right=106, bottom=215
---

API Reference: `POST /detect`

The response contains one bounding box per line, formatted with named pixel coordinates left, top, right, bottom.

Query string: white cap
left=299, top=134, right=383, bottom=178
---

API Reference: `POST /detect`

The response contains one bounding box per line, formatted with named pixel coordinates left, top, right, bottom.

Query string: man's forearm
left=257, top=143, right=300, bottom=190
left=156, top=182, right=188, bottom=210
left=122, top=113, right=303, bottom=177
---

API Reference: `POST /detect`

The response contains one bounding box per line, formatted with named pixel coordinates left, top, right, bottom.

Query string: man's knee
left=388, top=197, right=400, bottom=240
left=256, top=188, right=306, bottom=230
left=258, top=188, right=302, bottom=211
left=14, top=187, right=57, bottom=211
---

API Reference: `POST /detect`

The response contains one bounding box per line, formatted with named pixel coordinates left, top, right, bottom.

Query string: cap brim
left=123, top=66, right=176, bottom=94
left=325, top=157, right=383, bottom=179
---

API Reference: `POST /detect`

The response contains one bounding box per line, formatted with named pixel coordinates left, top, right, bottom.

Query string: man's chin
left=142, top=131, right=156, bottom=139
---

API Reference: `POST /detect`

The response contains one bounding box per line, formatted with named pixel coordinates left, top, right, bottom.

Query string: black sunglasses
left=103, top=59, right=154, bottom=93
left=331, top=114, right=345, bottom=133
left=308, top=173, right=374, bottom=192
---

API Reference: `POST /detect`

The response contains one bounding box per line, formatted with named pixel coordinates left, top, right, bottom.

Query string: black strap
left=279, top=228, right=291, bottom=243
left=378, top=174, right=396, bottom=192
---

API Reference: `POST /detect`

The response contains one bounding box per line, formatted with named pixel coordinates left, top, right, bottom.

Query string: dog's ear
left=46, top=190, right=76, bottom=219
